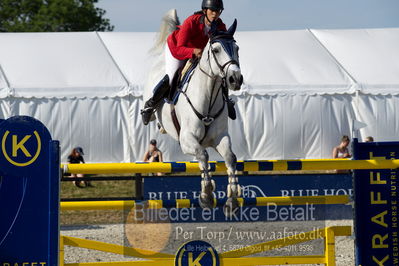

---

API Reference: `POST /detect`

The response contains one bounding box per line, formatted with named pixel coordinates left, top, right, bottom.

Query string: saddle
left=167, top=59, right=199, bottom=105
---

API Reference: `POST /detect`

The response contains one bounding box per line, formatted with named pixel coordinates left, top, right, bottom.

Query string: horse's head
left=202, top=19, right=243, bottom=91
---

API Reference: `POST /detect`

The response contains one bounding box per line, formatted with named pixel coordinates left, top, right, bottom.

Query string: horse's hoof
left=157, top=123, right=167, bottom=134
left=199, top=194, right=214, bottom=209
left=237, top=185, right=242, bottom=197
left=211, top=179, right=216, bottom=192
left=199, top=179, right=215, bottom=209
left=223, top=197, right=240, bottom=218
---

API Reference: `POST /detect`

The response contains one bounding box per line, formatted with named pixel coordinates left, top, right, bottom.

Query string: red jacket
left=167, top=13, right=227, bottom=60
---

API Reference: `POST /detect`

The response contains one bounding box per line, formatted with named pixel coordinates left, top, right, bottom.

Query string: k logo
left=1, top=130, right=41, bottom=167
left=175, top=240, right=219, bottom=266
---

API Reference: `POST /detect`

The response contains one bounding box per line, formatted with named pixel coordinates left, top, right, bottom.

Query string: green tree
left=0, top=0, right=114, bottom=32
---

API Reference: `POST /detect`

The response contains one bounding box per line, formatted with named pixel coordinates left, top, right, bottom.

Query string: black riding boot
left=141, top=75, right=170, bottom=125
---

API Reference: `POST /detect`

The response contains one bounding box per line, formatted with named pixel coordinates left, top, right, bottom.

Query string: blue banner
left=353, top=139, right=399, bottom=266
left=144, top=173, right=352, bottom=222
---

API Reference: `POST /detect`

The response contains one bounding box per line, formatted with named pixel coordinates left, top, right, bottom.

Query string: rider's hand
left=193, top=48, right=203, bottom=58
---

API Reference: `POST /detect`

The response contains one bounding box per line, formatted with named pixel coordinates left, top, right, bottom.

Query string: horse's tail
left=144, top=9, right=180, bottom=102
left=149, top=9, right=180, bottom=55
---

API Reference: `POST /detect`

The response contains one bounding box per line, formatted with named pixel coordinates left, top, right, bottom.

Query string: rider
left=141, top=0, right=237, bottom=125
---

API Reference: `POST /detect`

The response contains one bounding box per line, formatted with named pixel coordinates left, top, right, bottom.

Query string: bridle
left=199, top=37, right=239, bottom=81
left=179, top=36, right=240, bottom=143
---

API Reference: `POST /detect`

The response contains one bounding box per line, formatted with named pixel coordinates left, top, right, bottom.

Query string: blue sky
left=97, top=0, right=399, bottom=32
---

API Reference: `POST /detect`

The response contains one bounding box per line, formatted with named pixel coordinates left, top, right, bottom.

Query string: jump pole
left=62, top=159, right=399, bottom=174
left=60, top=195, right=350, bottom=211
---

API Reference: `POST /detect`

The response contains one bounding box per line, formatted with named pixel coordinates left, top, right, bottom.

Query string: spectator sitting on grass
left=67, top=147, right=92, bottom=188
left=333, top=135, right=351, bottom=159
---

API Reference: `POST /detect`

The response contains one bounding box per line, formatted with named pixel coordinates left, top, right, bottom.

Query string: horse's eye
left=213, top=48, right=220, bottom=54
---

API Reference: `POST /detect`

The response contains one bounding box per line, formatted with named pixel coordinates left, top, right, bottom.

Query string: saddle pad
left=179, top=59, right=198, bottom=87
left=170, top=60, right=198, bottom=105
left=180, top=60, right=194, bottom=81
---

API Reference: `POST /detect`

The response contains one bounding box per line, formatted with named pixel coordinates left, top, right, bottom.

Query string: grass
left=61, top=178, right=135, bottom=199
left=60, top=176, right=135, bottom=225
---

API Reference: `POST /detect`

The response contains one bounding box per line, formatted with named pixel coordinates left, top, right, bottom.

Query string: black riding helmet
left=202, top=0, right=224, bottom=11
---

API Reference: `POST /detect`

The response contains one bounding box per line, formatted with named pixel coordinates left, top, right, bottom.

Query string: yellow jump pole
left=60, top=195, right=349, bottom=211
left=62, top=159, right=399, bottom=174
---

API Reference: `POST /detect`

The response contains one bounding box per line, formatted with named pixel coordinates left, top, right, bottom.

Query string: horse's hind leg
left=180, top=133, right=215, bottom=209
left=215, top=135, right=241, bottom=217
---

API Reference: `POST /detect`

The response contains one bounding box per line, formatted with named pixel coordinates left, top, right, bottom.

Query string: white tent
left=0, top=28, right=398, bottom=162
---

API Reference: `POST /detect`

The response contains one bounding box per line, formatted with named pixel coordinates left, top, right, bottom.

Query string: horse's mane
left=209, top=19, right=237, bottom=43
left=210, top=34, right=235, bottom=43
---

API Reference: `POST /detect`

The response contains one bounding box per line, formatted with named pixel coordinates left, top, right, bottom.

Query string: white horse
left=145, top=10, right=243, bottom=216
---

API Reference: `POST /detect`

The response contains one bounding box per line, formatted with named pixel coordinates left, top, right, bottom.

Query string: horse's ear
left=227, top=19, right=237, bottom=36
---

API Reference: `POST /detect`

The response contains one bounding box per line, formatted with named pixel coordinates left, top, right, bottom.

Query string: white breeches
left=165, top=44, right=185, bottom=85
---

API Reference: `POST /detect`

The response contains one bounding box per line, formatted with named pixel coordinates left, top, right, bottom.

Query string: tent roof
left=0, top=28, right=398, bottom=98
left=0, top=32, right=128, bottom=98
left=312, top=28, right=399, bottom=94
left=98, top=32, right=155, bottom=97
left=0, top=66, right=8, bottom=98
left=236, top=30, right=355, bottom=95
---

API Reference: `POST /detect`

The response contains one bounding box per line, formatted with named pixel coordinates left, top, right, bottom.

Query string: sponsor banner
left=144, top=173, right=352, bottom=222
left=0, top=117, right=59, bottom=265
left=353, top=139, right=399, bottom=266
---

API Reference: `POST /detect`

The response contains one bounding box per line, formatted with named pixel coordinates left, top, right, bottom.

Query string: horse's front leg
left=180, top=133, right=215, bottom=209
left=215, top=134, right=241, bottom=217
